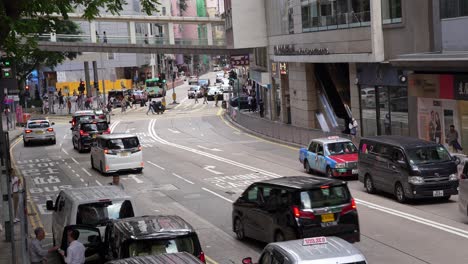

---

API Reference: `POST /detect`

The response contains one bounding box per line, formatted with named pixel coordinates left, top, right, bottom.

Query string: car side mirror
left=397, top=159, right=407, bottom=168
left=453, top=156, right=461, bottom=165
left=242, top=257, right=253, bottom=264
left=46, top=200, right=55, bottom=211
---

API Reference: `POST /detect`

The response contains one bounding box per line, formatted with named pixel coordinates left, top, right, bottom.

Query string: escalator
left=314, top=64, right=352, bottom=133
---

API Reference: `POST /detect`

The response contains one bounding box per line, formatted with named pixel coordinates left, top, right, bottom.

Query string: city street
left=10, top=77, right=468, bottom=264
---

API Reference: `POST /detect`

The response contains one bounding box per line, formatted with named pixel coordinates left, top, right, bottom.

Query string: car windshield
left=81, top=123, right=108, bottom=132
left=128, top=236, right=196, bottom=257
left=189, top=87, right=198, bottom=91
left=407, top=146, right=452, bottom=165
left=28, top=121, right=49, bottom=128
left=300, top=186, right=350, bottom=209
left=327, top=142, right=358, bottom=155
left=76, top=115, right=93, bottom=123
left=106, top=137, right=139, bottom=149
left=146, top=81, right=158, bottom=87
left=76, top=200, right=134, bottom=226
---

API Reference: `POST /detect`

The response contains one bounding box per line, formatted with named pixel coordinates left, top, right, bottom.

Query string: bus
left=145, top=78, right=166, bottom=98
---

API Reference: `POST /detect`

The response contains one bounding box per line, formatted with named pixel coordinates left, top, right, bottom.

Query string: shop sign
left=274, top=45, right=330, bottom=56
left=280, top=63, right=288, bottom=75
left=271, top=62, right=278, bottom=78
left=230, top=55, right=250, bottom=66
left=454, top=75, right=468, bottom=100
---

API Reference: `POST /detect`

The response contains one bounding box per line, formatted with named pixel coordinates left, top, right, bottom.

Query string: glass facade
left=382, top=0, right=402, bottom=24
left=441, top=0, right=468, bottom=19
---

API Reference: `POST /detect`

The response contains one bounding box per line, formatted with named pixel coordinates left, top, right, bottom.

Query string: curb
left=223, top=112, right=302, bottom=149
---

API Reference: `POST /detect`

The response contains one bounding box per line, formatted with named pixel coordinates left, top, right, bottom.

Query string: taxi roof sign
left=303, top=236, right=327, bottom=246
left=327, top=136, right=340, bottom=140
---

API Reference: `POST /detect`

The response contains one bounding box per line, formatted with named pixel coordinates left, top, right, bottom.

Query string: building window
left=255, top=47, right=267, bottom=68
left=382, top=0, right=402, bottom=24
left=441, top=0, right=468, bottom=19
left=288, top=7, right=294, bottom=34
left=162, top=7, right=167, bottom=16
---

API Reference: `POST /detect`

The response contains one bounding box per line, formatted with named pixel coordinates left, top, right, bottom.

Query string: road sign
left=230, top=55, right=249, bottom=66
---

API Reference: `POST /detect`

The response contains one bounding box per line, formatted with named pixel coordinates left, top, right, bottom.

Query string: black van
left=358, top=136, right=460, bottom=203
left=232, top=176, right=360, bottom=244
left=103, top=215, right=206, bottom=263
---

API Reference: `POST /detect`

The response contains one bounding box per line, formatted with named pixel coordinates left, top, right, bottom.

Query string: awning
left=390, top=51, right=468, bottom=70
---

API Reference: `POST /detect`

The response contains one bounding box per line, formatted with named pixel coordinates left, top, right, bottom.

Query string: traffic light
left=25, top=85, right=30, bottom=91
left=0, top=57, right=14, bottom=79
left=94, top=81, right=99, bottom=92
left=25, top=85, right=30, bottom=97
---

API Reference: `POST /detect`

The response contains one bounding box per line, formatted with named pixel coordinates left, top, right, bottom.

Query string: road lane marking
left=198, top=145, right=222, bottom=152
left=202, top=188, right=234, bottom=203
left=168, top=128, right=181, bottom=134
left=95, top=180, right=103, bottom=186
left=147, top=161, right=165, bottom=170
left=71, top=169, right=76, bottom=173
left=356, top=199, right=468, bottom=239
left=205, top=256, right=219, bottom=264
left=71, top=157, right=79, bottom=164
left=61, top=148, right=69, bottom=155
left=80, top=178, right=84, bottom=182
left=204, top=165, right=224, bottom=175
left=110, top=120, right=121, bottom=133
left=82, top=168, right=92, bottom=177
left=172, top=173, right=195, bottom=184
left=174, top=96, right=188, bottom=109
left=128, top=174, right=143, bottom=183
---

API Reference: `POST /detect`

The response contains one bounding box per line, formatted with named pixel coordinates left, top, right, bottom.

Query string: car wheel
left=365, top=175, right=376, bottom=194
left=72, top=138, right=76, bottom=150
left=100, top=161, right=105, bottom=175
left=23, top=140, right=28, bottom=147
left=326, top=167, right=334, bottom=178
left=395, top=183, right=407, bottom=203
left=234, top=218, right=245, bottom=240
left=78, top=141, right=83, bottom=153
left=136, top=168, right=143, bottom=173
left=304, top=160, right=312, bottom=174
left=274, top=231, right=285, bottom=242
left=440, top=195, right=451, bottom=201
left=52, top=138, right=56, bottom=145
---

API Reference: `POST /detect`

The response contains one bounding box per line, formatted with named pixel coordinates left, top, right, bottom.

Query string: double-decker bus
left=145, top=78, right=166, bottom=98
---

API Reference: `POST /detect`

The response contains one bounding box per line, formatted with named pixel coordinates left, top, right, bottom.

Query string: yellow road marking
left=218, top=111, right=299, bottom=151
left=205, top=255, right=219, bottom=264
left=9, top=136, right=45, bottom=231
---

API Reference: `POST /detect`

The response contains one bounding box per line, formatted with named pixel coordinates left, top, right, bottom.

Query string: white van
left=46, top=186, right=135, bottom=261
left=90, top=134, right=143, bottom=174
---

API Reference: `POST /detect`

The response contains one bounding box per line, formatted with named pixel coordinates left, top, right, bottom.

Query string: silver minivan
left=459, top=160, right=468, bottom=217
left=242, top=236, right=367, bottom=264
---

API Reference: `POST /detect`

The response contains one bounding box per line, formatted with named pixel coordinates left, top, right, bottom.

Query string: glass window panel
left=361, top=86, right=377, bottom=136
left=389, top=86, right=409, bottom=136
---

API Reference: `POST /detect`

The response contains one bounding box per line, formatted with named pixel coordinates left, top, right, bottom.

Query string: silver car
left=23, top=119, right=56, bottom=146
left=242, top=236, right=367, bottom=264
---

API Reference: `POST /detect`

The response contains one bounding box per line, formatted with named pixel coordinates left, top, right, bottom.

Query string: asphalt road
left=11, top=72, right=468, bottom=264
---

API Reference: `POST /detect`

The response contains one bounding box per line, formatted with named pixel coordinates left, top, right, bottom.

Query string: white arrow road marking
left=203, top=165, right=224, bottom=175
left=168, top=128, right=181, bottom=134
left=197, top=145, right=222, bottom=152
left=126, top=174, right=144, bottom=183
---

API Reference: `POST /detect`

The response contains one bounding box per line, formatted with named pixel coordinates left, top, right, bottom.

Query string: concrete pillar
left=348, top=63, right=361, bottom=135
left=128, top=21, right=136, bottom=44
left=168, top=22, right=175, bottom=45
left=90, top=21, right=97, bottom=43
left=289, top=63, right=318, bottom=129
left=370, top=0, right=384, bottom=62
left=84, top=62, right=92, bottom=96
left=207, top=23, right=213, bottom=45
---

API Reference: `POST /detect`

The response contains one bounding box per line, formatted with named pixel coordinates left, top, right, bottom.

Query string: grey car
left=242, top=236, right=367, bottom=264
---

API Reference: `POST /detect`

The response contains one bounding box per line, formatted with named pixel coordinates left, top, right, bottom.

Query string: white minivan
left=90, top=134, right=144, bottom=174
left=46, top=186, right=135, bottom=262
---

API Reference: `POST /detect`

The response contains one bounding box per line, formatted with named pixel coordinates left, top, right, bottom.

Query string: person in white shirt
left=59, top=229, right=85, bottom=264
left=11, top=175, right=20, bottom=223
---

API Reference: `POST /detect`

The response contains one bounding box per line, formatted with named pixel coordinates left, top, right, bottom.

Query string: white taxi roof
left=310, top=136, right=352, bottom=145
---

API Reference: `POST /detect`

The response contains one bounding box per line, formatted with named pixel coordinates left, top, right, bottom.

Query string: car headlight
left=408, top=176, right=424, bottom=185
left=449, top=174, right=458, bottom=181
left=335, top=163, right=346, bottom=169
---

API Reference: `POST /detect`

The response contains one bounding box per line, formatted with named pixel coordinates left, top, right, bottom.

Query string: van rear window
left=106, top=137, right=139, bottom=149
left=128, top=235, right=197, bottom=257
left=77, top=200, right=134, bottom=226
left=81, top=122, right=108, bottom=132
left=300, top=186, right=350, bottom=209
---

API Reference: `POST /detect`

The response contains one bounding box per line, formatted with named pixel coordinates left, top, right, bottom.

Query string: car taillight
left=291, top=205, right=315, bottom=220
left=25, top=130, right=32, bottom=134
left=47, top=128, right=54, bottom=132
left=103, top=128, right=111, bottom=134
left=99, top=114, right=106, bottom=119
left=138, top=146, right=142, bottom=151
left=340, top=198, right=357, bottom=216
left=104, top=149, right=109, bottom=154
left=79, top=130, right=89, bottom=136
left=72, top=120, right=76, bottom=126
left=198, top=252, right=206, bottom=263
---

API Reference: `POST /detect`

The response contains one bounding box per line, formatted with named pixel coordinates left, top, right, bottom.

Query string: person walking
left=203, top=86, right=208, bottom=104
left=194, top=89, right=199, bottom=103
left=11, top=175, right=20, bottom=223
left=214, top=92, right=219, bottom=107
left=4, top=105, right=12, bottom=130
left=446, top=125, right=463, bottom=153
left=59, top=94, right=64, bottom=110
left=95, top=31, right=100, bottom=43
left=103, top=31, right=108, bottom=43
left=108, top=175, right=124, bottom=190
left=30, top=227, right=59, bottom=264
left=59, top=229, right=85, bottom=264
left=349, top=118, right=359, bottom=142
left=67, top=97, right=72, bottom=114
left=146, top=100, right=156, bottom=115
left=247, top=94, right=253, bottom=112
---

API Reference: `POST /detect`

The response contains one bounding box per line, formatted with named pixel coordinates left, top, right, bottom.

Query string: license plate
left=352, top=169, right=358, bottom=174
left=321, top=213, right=335, bottom=223
left=92, top=134, right=97, bottom=138
left=433, top=190, right=444, bottom=197
left=120, top=152, right=129, bottom=157
left=35, top=131, right=44, bottom=134
left=338, top=169, right=347, bottom=172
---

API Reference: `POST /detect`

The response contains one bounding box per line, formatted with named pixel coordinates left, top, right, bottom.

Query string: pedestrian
left=11, top=175, right=20, bottom=223
left=349, top=118, right=359, bottom=139
left=59, top=229, right=85, bottom=264
left=446, top=125, right=463, bottom=153
left=247, top=94, right=253, bottom=112
left=30, top=227, right=59, bottom=264
left=214, top=92, right=219, bottom=107
left=161, top=96, right=166, bottom=110
left=43, top=99, right=48, bottom=114
left=203, top=86, right=208, bottom=104
left=59, top=94, right=64, bottom=109
left=67, top=97, right=72, bottom=114
left=4, top=105, right=12, bottom=130
left=96, top=31, right=100, bottom=43
left=108, top=175, right=124, bottom=190
left=84, top=96, right=91, bottom=110
left=146, top=100, right=155, bottom=115
left=194, top=90, right=199, bottom=103
left=103, top=31, right=107, bottom=43
left=259, top=99, right=264, bottom=117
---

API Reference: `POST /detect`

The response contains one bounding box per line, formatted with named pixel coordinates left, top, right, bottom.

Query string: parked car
left=188, top=85, right=201, bottom=99
left=90, top=134, right=143, bottom=174
left=359, top=136, right=460, bottom=203
left=299, top=136, right=358, bottom=178
left=105, top=253, right=204, bottom=264
left=132, top=90, right=147, bottom=103
left=72, top=120, right=110, bottom=153
left=103, top=215, right=206, bottom=263
left=229, top=96, right=250, bottom=110
left=23, top=118, right=56, bottom=146
left=242, top=236, right=367, bottom=264
left=232, top=176, right=360, bottom=243
left=188, top=76, right=199, bottom=85
left=459, top=160, right=468, bottom=217
left=46, top=186, right=135, bottom=262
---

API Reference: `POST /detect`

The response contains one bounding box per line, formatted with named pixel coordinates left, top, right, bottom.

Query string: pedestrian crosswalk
left=122, top=97, right=218, bottom=114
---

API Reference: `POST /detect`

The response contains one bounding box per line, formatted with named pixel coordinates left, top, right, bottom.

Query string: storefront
left=357, top=63, right=409, bottom=137
left=250, top=69, right=271, bottom=119
left=271, top=62, right=291, bottom=123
